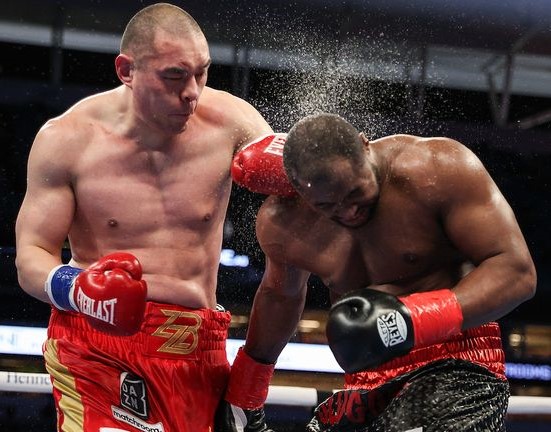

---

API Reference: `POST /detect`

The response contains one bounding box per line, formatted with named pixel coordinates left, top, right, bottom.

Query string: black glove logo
left=376, top=310, right=408, bottom=348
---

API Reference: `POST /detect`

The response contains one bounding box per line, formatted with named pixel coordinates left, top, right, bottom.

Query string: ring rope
left=1, top=371, right=551, bottom=414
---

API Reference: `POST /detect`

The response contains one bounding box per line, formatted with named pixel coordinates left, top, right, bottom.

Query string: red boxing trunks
left=44, top=302, right=231, bottom=432
left=345, top=322, right=506, bottom=390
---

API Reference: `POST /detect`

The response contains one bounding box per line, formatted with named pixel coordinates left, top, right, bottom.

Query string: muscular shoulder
left=197, top=87, right=272, bottom=149
left=256, top=196, right=299, bottom=251
left=27, top=117, right=81, bottom=187
left=36, top=89, right=117, bottom=148
left=29, top=90, right=118, bottom=180
left=385, top=135, right=491, bottom=206
left=32, top=108, right=89, bottom=165
left=384, top=135, right=473, bottom=172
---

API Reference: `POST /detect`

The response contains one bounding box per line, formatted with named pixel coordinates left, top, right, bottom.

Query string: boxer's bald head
left=283, top=113, right=366, bottom=189
left=120, top=3, right=205, bottom=62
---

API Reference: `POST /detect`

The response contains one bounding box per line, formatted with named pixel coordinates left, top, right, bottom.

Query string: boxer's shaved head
left=120, top=3, right=205, bottom=62
left=283, top=113, right=366, bottom=188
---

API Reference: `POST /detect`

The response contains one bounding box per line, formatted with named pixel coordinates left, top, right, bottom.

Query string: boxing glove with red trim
left=327, top=288, right=463, bottom=373
left=215, top=347, right=276, bottom=431
left=45, top=252, right=147, bottom=336
left=232, top=133, right=296, bottom=197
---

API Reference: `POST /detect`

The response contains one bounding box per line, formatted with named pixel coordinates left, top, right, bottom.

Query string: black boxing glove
left=326, top=288, right=463, bottom=373
left=217, top=347, right=276, bottom=432
left=214, top=401, right=275, bottom=432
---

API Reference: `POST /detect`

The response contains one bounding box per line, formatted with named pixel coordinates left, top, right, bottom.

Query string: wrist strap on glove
left=400, top=289, right=463, bottom=347
left=45, top=265, right=83, bottom=311
left=226, top=347, right=275, bottom=410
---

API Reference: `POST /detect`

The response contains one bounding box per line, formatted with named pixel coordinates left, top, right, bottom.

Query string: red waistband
left=48, top=301, right=231, bottom=360
left=345, top=322, right=506, bottom=390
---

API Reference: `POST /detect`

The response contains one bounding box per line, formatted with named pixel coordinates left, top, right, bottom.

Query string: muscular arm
left=15, top=122, right=76, bottom=302
left=222, top=199, right=310, bottom=413
left=244, top=255, right=310, bottom=363
left=433, top=139, right=536, bottom=328
left=243, top=200, right=311, bottom=363
left=212, top=90, right=274, bottom=151
left=321, top=138, right=536, bottom=374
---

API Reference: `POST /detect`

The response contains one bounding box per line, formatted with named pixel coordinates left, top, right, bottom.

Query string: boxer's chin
left=171, top=115, right=191, bottom=133
left=333, top=218, right=367, bottom=229
left=332, top=207, right=372, bottom=228
left=332, top=217, right=369, bottom=229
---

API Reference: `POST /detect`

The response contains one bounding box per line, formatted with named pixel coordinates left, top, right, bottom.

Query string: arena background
left=1, top=0, right=551, bottom=430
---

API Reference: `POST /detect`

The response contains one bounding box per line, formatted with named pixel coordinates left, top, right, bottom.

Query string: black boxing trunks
left=309, top=358, right=509, bottom=432
left=307, top=323, right=509, bottom=431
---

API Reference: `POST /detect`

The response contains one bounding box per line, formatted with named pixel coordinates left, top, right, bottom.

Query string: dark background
left=1, top=1, right=551, bottom=429
left=1, top=0, right=550, bottom=326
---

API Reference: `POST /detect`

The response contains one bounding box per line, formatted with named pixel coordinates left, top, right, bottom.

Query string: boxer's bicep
left=436, top=148, right=535, bottom=325
left=442, top=158, right=526, bottom=267
left=228, top=96, right=273, bottom=152
left=256, top=208, right=310, bottom=299
left=15, top=127, right=75, bottom=299
left=260, top=253, right=310, bottom=298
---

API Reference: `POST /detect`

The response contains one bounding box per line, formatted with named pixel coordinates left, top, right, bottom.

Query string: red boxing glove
left=46, top=252, right=147, bottom=336
left=225, top=347, right=275, bottom=410
left=232, top=133, right=296, bottom=197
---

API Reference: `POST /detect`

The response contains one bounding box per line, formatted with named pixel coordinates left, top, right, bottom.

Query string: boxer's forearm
left=15, top=244, right=63, bottom=303
left=244, top=283, right=307, bottom=364
left=453, top=252, right=536, bottom=329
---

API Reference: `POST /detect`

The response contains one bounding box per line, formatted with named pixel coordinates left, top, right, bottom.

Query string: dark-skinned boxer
left=227, top=113, right=536, bottom=431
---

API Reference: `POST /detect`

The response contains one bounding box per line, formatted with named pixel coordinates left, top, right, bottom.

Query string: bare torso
left=258, top=135, right=469, bottom=299
left=59, top=86, right=264, bottom=308
left=247, top=133, right=535, bottom=363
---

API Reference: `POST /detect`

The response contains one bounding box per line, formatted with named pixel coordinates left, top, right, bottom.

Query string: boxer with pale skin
left=15, top=3, right=276, bottom=431
left=231, top=112, right=537, bottom=431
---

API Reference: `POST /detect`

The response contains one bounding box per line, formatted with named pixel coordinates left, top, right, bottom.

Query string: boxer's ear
left=359, top=132, right=370, bottom=151
left=115, top=54, right=134, bottom=87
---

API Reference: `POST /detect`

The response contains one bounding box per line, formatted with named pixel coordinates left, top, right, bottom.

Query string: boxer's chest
left=302, top=200, right=462, bottom=296
left=72, top=131, right=234, bottom=233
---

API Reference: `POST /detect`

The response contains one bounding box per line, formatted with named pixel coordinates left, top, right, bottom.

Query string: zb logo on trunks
left=120, top=372, right=149, bottom=419
left=152, top=310, right=202, bottom=355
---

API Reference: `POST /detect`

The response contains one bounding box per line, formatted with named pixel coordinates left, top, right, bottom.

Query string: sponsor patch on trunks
left=111, top=406, right=165, bottom=432
left=120, top=372, right=148, bottom=419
